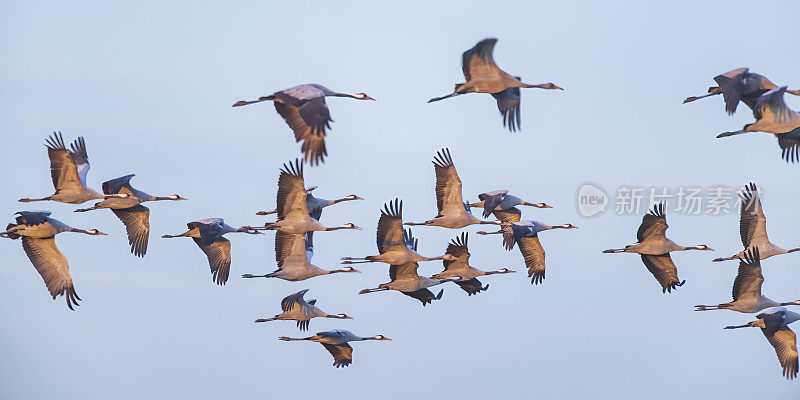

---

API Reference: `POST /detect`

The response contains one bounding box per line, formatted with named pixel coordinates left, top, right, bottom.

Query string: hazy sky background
left=2, top=1, right=800, bottom=398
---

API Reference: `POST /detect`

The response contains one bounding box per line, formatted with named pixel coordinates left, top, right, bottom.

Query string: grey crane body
left=717, top=88, right=800, bottom=162
left=469, top=190, right=551, bottom=218
left=162, top=218, right=260, bottom=285
left=279, top=329, right=390, bottom=368
left=428, top=38, right=562, bottom=131
left=242, top=231, right=360, bottom=282
left=431, top=232, right=515, bottom=295
left=19, top=132, right=130, bottom=205
left=480, top=219, right=576, bottom=285
left=232, top=84, right=374, bottom=165
left=713, top=183, right=800, bottom=262
left=602, top=203, right=712, bottom=293
left=255, top=185, right=363, bottom=221
left=724, top=306, right=800, bottom=380
left=2, top=211, right=106, bottom=310
left=74, top=174, right=186, bottom=257
left=684, top=68, right=800, bottom=114
left=697, top=248, right=800, bottom=313
left=359, top=261, right=459, bottom=305
left=245, top=160, right=360, bottom=235
left=405, top=149, right=503, bottom=229
left=255, top=289, right=351, bottom=331
left=341, top=199, right=457, bottom=266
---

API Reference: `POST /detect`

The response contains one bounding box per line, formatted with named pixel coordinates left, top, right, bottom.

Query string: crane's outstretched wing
left=102, top=174, right=135, bottom=195
left=764, top=327, right=798, bottom=380
left=731, top=248, right=763, bottom=302
left=640, top=253, right=684, bottom=293
left=637, top=202, right=668, bottom=242
left=456, top=278, right=488, bottom=296
left=377, top=199, right=406, bottom=253
left=777, top=128, right=800, bottom=163
left=462, top=38, right=499, bottom=82
left=321, top=343, right=353, bottom=368
left=402, top=288, right=443, bottom=306
left=433, top=148, right=465, bottom=217
left=192, top=236, right=231, bottom=285
left=492, top=80, right=521, bottom=132
left=273, top=95, right=331, bottom=166
left=281, top=289, right=312, bottom=316
left=739, top=183, right=767, bottom=248
left=441, top=232, right=470, bottom=272
left=45, top=132, right=84, bottom=192
left=277, top=159, right=309, bottom=220
left=478, top=190, right=509, bottom=218
left=21, top=236, right=80, bottom=310
left=112, top=205, right=150, bottom=257
left=493, top=207, right=522, bottom=250
left=713, top=68, right=748, bottom=115
left=518, top=235, right=546, bottom=285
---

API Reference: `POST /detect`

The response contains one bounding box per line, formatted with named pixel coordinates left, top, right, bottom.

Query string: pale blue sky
left=2, top=1, right=800, bottom=399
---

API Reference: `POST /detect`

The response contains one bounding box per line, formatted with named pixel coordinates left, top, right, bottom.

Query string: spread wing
left=492, top=80, right=521, bottom=132
left=402, top=288, right=443, bottom=306
left=273, top=95, right=331, bottom=166
left=442, top=232, right=470, bottom=273
left=321, top=343, right=353, bottom=368
left=478, top=190, right=508, bottom=218
left=276, top=159, right=309, bottom=220
left=637, top=202, right=668, bottom=242
left=713, top=68, right=748, bottom=114
left=777, top=128, right=800, bottom=163
left=280, top=289, right=312, bottom=316
left=731, top=248, right=763, bottom=301
left=456, top=278, right=487, bottom=296
left=764, top=327, right=799, bottom=380
left=377, top=199, right=406, bottom=254
left=433, top=148, right=464, bottom=216
left=111, top=205, right=150, bottom=257
left=389, top=262, right=420, bottom=282
left=640, top=253, right=684, bottom=293
left=754, top=86, right=798, bottom=125
left=739, top=183, right=767, bottom=247
left=462, top=38, right=499, bottom=82
left=493, top=207, right=522, bottom=250
left=275, top=232, right=307, bottom=269
left=102, top=174, right=135, bottom=195
left=192, top=236, right=231, bottom=286
left=44, top=132, right=85, bottom=192
left=517, top=235, right=546, bottom=285
left=21, top=236, right=80, bottom=310
left=15, top=211, right=51, bottom=227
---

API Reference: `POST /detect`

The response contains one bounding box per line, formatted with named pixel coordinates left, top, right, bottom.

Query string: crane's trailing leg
left=602, top=248, right=626, bottom=253
left=255, top=209, right=277, bottom=215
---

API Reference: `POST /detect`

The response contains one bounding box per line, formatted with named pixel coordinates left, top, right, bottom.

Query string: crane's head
left=370, top=335, right=391, bottom=340
left=345, top=194, right=364, bottom=200
left=558, top=224, right=579, bottom=229
left=442, top=254, right=458, bottom=261
left=693, top=244, right=714, bottom=251
left=169, top=194, right=188, bottom=200
left=353, top=93, right=375, bottom=101
left=86, top=229, right=107, bottom=235
left=332, top=314, right=353, bottom=319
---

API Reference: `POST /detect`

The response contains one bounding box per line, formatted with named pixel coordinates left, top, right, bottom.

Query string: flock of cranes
left=3, top=38, right=800, bottom=378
